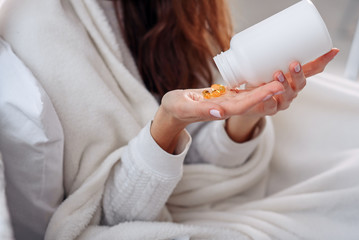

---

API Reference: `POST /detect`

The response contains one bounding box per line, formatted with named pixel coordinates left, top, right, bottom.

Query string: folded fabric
left=1, top=0, right=359, bottom=239
left=0, top=38, right=64, bottom=239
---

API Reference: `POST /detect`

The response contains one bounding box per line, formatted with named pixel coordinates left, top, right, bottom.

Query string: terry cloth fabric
left=1, top=0, right=359, bottom=239
left=0, top=1, right=263, bottom=238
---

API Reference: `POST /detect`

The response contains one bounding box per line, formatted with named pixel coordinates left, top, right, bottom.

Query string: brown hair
left=115, top=0, right=233, bottom=97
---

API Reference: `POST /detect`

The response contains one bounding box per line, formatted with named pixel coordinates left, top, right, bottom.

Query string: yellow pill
left=202, top=90, right=211, bottom=99
left=211, top=84, right=226, bottom=94
left=210, top=89, right=221, bottom=98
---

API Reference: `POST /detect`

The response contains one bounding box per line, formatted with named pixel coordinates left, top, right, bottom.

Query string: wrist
left=225, top=116, right=262, bottom=143
left=150, top=106, right=187, bottom=154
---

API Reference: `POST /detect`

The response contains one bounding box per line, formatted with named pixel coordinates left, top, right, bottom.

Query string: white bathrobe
left=1, top=0, right=359, bottom=239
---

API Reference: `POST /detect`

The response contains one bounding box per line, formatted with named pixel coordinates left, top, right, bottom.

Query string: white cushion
left=0, top=38, right=64, bottom=240
left=0, top=153, right=14, bottom=239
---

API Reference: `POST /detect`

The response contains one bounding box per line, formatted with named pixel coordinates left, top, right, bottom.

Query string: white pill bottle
left=214, top=0, right=333, bottom=87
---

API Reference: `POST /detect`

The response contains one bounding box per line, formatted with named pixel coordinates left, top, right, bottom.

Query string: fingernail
left=332, top=49, right=340, bottom=58
left=210, top=109, right=222, bottom=118
left=274, top=90, right=285, bottom=96
left=294, top=63, right=301, bottom=73
left=262, top=94, right=273, bottom=102
left=277, top=73, right=285, bottom=83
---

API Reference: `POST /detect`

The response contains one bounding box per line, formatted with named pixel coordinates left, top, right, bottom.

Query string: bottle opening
left=213, top=50, right=240, bottom=87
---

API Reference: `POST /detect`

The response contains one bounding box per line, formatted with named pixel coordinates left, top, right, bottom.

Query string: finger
left=303, top=48, right=339, bottom=77
left=261, top=95, right=278, bottom=116
left=288, top=62, right=306, bottom=92
left=179, top=101, right=225, bottom=121
left=181, top=91, right=225, bottom=120
left=273, top=71, right=294, bottom=111
left=221, top=81, right=284, bottom=116
left=199, top=101, right=225, bottom=120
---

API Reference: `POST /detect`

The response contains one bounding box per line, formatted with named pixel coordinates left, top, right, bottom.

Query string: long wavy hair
left=114, top=0, right=233, bottom=97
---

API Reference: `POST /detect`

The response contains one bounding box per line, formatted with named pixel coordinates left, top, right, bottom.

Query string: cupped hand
left=160, top=80, right=285, bottom=124
left=151, top=48, right=339, bottom=152
left=151, top=80, right=284, bottom=153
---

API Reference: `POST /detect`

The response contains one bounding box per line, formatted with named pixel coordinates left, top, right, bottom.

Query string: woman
left=1, top=0, right=354, bottom=239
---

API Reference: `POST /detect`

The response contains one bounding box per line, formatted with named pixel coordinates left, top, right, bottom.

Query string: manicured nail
left=274, top=90, right=285, bottom=96
left=262, top=94, right=273, bottom=102
left=277, top=73, right=285, bottom=83
left=294, top=63, right=301, bottom=73
left=210, top=109, right=222, bottom=118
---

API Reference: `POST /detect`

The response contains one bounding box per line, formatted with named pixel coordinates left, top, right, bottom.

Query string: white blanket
left=168, top=73, right=359, bottom=240
left=1, top=0, right=358, bottom=239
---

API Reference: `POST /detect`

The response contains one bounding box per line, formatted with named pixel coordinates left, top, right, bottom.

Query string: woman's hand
left=224, top=61, right=305, bottom=143
left=151, top=81, right=285, bottom=153
left=151, top=48, right=339, bottom=152
left=225, top=48, right=340, bottom=142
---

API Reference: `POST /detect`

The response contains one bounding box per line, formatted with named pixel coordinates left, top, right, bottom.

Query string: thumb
left=194, top=101, right=225, bottom=120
